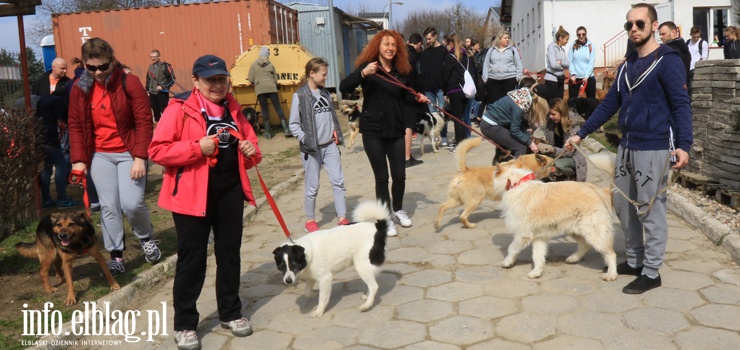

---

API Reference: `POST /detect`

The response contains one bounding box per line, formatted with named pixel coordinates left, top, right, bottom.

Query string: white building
left=506, top=0, right=733, bottom=72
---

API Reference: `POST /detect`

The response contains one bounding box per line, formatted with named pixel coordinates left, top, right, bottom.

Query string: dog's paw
left=501, top=259, right=515, bottom=268
left=565, top=255, right=581, bottom=264
left=111, top=283, right=121, bottom=291
left=601, top=272, right=618, bottom=282
left=64, top=295, right=77, bottom=306
left=527, top=270, right=544, bottom=279
left=46, top=286, right=58, bottom=293
left=462, top=221, right=477, bottom=229
left=309, top=309, right=324, bottom=318
left=359, top=302, right=372, bottom=312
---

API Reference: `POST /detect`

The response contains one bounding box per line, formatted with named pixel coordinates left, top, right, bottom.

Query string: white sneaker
left=174, top=330, right=200, bottom=350
left=394, top=210, right=412, bottom=227
left=386, top=221, right=397, bottom=237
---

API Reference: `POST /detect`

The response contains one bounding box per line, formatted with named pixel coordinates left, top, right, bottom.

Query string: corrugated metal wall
left=294, top=7, right=341, bottom=90
left=52, top=0, right=298, bottom=92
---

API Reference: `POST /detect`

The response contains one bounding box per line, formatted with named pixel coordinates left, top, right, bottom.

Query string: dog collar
left=506, top=173, right=537, bottom=190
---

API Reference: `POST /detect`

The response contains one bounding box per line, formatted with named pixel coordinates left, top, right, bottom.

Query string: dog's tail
left=587, top=153, right=616, bottom=179
left=352, top=200, right=389, bottom=266
left=455, top=137, right=483, bottom=172
left=15, top=241, right=38, bottom=258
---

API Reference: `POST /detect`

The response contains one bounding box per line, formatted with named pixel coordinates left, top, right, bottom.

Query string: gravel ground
left=670, top=183, right=740, bottom=233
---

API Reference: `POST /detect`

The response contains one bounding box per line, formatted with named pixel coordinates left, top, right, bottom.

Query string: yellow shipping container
left=230, top=44, right=314, bottom=126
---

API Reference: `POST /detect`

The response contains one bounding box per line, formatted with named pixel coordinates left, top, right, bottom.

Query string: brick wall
left=688, top=59, right=740, bottom=190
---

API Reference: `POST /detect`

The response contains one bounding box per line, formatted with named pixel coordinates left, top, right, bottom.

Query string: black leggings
left=172, top=185, right=244, bottom=331
left=363, top=136, right=406, bottom=212
left=478, top=77, right=518, bottom=119
left=568, top=76, right=596, bottom=100
left=448, top=91, right=468, bottom=145
left=545, top=79, right=565, bottom=103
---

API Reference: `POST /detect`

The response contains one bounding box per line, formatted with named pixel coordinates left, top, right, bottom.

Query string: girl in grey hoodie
left=544, top=26, right=570, bottom=102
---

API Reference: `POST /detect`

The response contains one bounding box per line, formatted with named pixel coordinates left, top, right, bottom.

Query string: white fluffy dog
left=499, top=167, right=618, bottom=281
left=272, top=201, right=390, bottom=317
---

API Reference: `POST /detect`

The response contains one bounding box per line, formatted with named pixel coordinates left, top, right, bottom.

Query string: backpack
left=454, top=55, right=477, bottom=99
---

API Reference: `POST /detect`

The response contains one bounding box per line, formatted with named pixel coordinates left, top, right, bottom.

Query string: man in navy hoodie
left=566, top=3, right=692, bottom=295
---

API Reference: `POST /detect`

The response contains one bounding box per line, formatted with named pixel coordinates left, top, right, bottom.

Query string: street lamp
left=383, top=1, right=404, bottom=30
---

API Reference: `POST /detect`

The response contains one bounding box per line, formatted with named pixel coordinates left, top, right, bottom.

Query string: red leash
left=373, top=67, right=512, bottom=157
left=209, top=128, right=294, bottom=243
left=69, top=169, right=90, bottom=216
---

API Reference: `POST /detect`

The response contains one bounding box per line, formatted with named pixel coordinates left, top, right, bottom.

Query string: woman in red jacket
left=148, top=54, right=261, bottom=350
left=68, top=38, right=159, bottom=276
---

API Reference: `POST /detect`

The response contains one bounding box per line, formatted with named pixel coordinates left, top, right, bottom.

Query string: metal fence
left=0, top=50, right=24, bottom=107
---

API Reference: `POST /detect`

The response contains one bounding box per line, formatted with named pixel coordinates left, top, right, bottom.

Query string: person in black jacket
left=339, top=30, right=429, bottom=237
left=442, top=33, right=476, bottom=151
left=659, top=21, right=691, bottom=85
left=405, top=32, right=425, bottom=168
left=32, top=58, right=70, bottom=97
left=721, top=26, right=740, bottom=59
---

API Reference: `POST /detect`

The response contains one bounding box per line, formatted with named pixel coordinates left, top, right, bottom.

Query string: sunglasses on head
left=85, top=62, right=111, bottom=72
left=624, top=20, right=648, bottom=31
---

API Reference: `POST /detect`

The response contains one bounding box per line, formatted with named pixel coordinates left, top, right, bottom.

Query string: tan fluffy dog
left=499, top=167, right=617, bottom=281
left=435, top=137, right=554, bottom=229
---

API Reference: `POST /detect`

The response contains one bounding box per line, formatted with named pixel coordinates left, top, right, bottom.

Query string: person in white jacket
left=687, top=26, right=709, bottom=96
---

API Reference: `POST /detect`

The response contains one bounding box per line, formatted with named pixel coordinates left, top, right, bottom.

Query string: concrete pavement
left=57, top=135, right=740, bottom=349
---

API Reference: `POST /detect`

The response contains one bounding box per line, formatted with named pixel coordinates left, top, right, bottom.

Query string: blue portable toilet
left=40, top=35, right=55, bottom=72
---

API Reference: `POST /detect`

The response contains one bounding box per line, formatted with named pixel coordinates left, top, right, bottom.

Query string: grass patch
left=586, top=113, right=620, bottom=152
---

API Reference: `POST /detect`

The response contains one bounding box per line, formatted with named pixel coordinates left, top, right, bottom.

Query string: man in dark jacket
left=567, top=3, right=692, bottom=295
left=659, top=21, right=691, bottom=86
left=419, top=27, right=450, bottom=145
left=405, top=32, right=425, bottom=167
left=146, top=49, right=175, bottom=122
left=32, top=58, right=70, bottom=97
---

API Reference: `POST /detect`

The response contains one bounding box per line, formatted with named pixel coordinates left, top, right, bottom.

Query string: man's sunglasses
left=85, top=62, right=111, bottom=72
left=624, top=20, right=648, bottom=31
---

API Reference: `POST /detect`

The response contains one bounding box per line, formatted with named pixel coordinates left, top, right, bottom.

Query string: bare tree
left=398, top=2, right=486, bottom=45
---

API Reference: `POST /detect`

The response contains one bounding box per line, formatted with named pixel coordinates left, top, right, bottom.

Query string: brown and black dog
left=16, top=212, right=120, bottom=305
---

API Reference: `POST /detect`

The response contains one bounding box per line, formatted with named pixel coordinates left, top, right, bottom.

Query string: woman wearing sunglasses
left=568, top=26, right=596, bottom=100
left=68, top=37, right=160, bottom=276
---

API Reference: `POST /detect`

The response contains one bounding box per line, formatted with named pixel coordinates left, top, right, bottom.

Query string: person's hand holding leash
left=529, top=142, right=539, bottom=154
left=672, top=149, right=689, bottom=169
left=361, top=62, right=379, bottom=77
left=239, top=140, right=256, bottom=157
left=71, top=162, right=87, bottom=181
left=565, top=135, right=581, bottom=153
left=199, top=136, right=217, bottom=156
left=415, top=93, right=429, bottom=103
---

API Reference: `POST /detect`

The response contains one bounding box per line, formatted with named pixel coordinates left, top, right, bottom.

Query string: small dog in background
left=339, top=100, right=362, bottom=148
left=416, top=111, right=446, bottom=155
left=15, top=212, right=121, bottom=305
left=241, top=107, right=261, bottom=134
left=272, top=200, right=389, bottom=318
left=602, top=70, right=615, bottom=91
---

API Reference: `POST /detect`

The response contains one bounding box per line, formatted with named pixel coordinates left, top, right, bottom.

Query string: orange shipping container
left=51, top=0, right=299, bottom=92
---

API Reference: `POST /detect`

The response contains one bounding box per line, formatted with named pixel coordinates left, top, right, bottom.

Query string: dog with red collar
left=499, top=167, right=618, bottom=281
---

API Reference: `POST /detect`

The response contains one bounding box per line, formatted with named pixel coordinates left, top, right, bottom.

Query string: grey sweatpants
left=613, top=146, right=670, bottom=278
left=91, top=152, right=154, bottom=252
left=301, top=143, right=347, bottom=220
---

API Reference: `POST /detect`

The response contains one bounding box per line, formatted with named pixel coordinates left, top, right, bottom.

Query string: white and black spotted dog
left=272, top=200, right=389, bottom=318
left=416, top=111, right=447, bottom=155
left=339, top=100, right=362, bottom=148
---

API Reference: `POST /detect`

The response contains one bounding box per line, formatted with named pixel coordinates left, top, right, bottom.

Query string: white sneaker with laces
left=386, top=220, right=397, bottom=237
left=394, top=210, right=412, bottom=227
left=221, top=317, right=253, bottom=337
left=174, top=330, right=200, bottom=350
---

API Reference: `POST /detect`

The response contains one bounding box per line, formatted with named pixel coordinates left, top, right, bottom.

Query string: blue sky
left=0, top=0, right=499, bottom=54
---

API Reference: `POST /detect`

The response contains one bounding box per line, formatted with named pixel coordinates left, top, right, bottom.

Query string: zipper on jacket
left=171, top=167, right=184, bottom=196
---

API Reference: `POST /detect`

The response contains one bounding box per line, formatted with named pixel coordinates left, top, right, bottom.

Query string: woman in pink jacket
left=148, top=55, right=262, bottom=350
